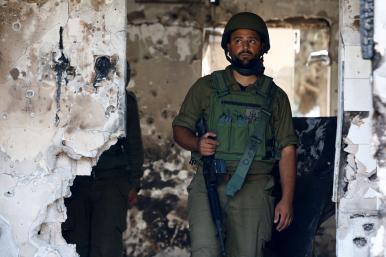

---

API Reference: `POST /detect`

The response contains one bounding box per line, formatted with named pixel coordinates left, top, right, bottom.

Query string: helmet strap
left=225, top=50, right=265, bottom=76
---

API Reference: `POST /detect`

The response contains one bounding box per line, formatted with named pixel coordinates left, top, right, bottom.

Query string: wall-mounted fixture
left=209, top=0, right=219, bottom=5
left=306, top=50, right=331, bottom=66
left=360, top=0, right=374, bottom=59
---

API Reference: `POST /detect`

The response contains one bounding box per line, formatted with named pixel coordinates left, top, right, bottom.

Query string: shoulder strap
left=262, top=78, right=277, bottom=113
left=256, top=76, right=277, bottom=117
left=225, top=79, right=277, bottom=197
left=211, top=70, right=230, bottom=97
left=255, top=75, right=273, bottom=97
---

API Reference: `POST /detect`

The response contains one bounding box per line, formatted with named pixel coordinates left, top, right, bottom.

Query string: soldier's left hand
left=274, top=199, right=293, bottom=232
left=128, top=188, right=138, bottom=206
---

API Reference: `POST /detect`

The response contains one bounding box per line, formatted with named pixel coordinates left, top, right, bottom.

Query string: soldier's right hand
left=198, top=132, right=218, bottom=156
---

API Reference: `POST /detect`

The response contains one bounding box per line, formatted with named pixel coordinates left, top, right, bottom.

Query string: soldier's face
left=227, top=29, right=262, bottom=65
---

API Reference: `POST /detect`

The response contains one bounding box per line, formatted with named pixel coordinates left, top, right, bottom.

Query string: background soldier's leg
left=62, top=177, right=92, bottom=257
left=188, top=169, right=219, bottom=257
left=220, top=175, right=275, bottom=257
left=89, top=178, right=129, bottom=257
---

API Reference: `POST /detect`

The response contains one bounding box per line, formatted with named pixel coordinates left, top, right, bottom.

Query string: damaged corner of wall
left=0, top=1, right=127, bottom=256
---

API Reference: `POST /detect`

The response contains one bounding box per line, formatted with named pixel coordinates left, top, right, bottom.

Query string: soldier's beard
left=226, top=52, right=265, bottom=76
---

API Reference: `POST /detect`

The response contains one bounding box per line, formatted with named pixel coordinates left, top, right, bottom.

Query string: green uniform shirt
left=172, top=66, right=297, bottom=174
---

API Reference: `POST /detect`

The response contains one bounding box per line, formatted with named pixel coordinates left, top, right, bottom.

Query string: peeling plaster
left=337, top=112, right=381, bottom=255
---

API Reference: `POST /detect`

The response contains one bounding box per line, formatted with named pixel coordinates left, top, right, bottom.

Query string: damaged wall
left=0, top=1, right=126, bottom=256
left=0, top=0, right=340, bottom=256
left=125, top=0, right=338, bottom=256
left=370, top=0, right=386, bottom=255
left=334, top=0, right=385, bottom=256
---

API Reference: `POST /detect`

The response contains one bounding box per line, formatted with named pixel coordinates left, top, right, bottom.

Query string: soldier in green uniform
left=62, top=63, right=144, bottom=257
left=173, top=12, right=297, bottom=257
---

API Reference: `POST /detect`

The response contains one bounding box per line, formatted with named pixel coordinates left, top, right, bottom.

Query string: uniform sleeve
left=172, top=79, right=207, bottom=132
left=272, top=87, right=298, bottom=149
left=126, top=91, right=144, bottom=189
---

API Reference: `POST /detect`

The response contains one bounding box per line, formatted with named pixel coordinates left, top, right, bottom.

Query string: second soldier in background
left=62, top=62, right=144, bottom=257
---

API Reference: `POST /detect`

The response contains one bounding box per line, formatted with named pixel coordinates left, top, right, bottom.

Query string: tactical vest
left=207, top=70, right=279, bottom=162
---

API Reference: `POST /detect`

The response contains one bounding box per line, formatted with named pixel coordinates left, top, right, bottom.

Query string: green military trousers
left=62, top=175, right=129, bottom=257
left=188, top=167, right=275, bottom=257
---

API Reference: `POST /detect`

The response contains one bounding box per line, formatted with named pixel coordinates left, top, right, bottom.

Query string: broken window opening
left=202, top=19, right=332, bottom=117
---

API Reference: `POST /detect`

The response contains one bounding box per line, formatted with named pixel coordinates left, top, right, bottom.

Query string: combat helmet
left=221, top=12, right=270, bottom=55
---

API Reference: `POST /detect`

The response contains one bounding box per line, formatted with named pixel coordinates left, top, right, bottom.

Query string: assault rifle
left=195, top=117, right=226, bottom=257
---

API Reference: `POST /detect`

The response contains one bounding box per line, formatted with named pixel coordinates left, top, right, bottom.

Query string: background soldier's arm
left=126, top=92, right=144, bottom=191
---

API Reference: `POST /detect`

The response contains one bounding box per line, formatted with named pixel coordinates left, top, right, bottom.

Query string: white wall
left=0, top=1, right=126, bottom=256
